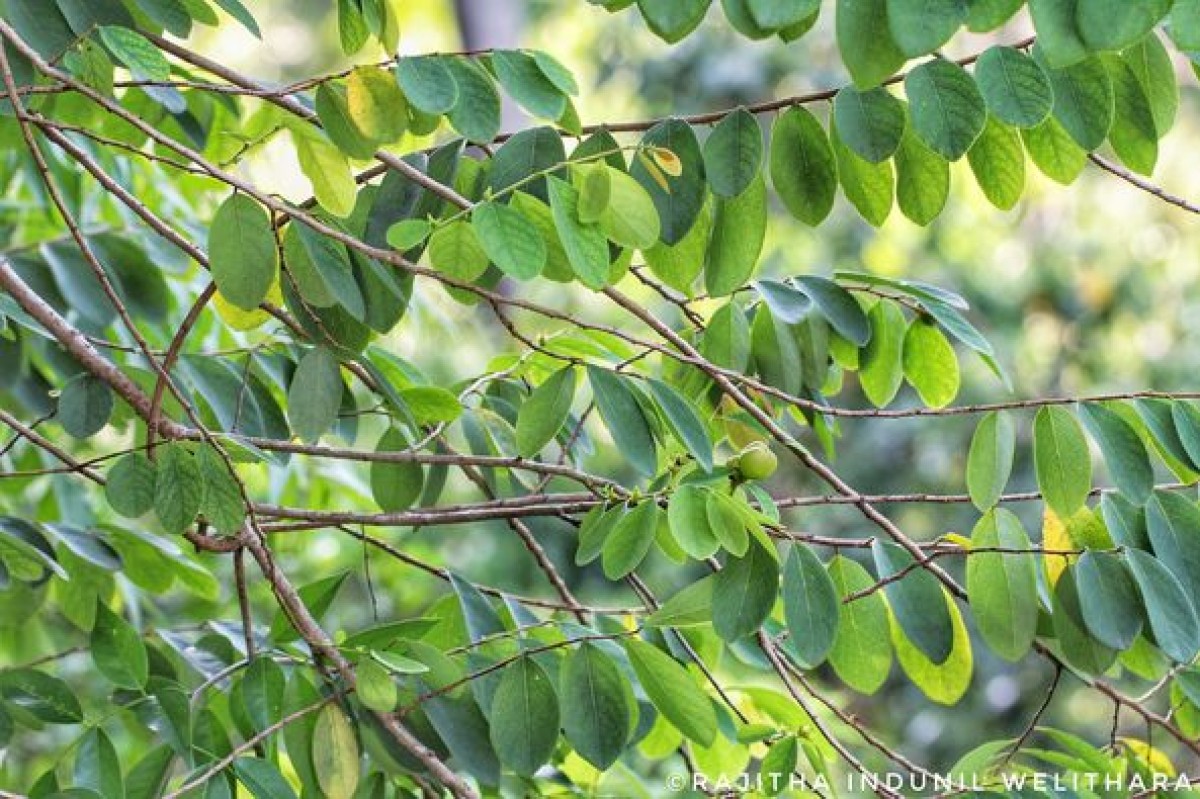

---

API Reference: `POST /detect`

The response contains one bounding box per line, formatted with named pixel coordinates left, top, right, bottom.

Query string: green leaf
left=1078, top=402, right=1153, bottom=504
left=1105, top=54, right=1158, bottom=175
left=396, top=56, right=458, bottom=114
left=637, top=0, right=712, bottom=43
left=211, top=0, right=260, bottom=37
left=154, top=443, right=203, bottom=534
left=831, top=121, right=895, bottom=226
left=492, top=49, right=567, bottom=121
left=646, top=575, right=716, bottom=627
left=74, top=728, right=123, bottom=799
left=886, top=0, right=963, bottom=57
left=588, top=366, right=657, bottom=478
left=624, top=638, right=717, bottom=745
left=1033, top=406, right=1092, bottom=519
left=288, top=347, right=343, bottom=443
left=0, top=668, right=83, bottom=723
left=428, top=219, right=490, bottom=285
left=91, top=601, right=147, bottom=689
left=312, top=704, right=359, bottom=799
left=490, top=656, right=560, bottom=776
left=1028, top=0, right=1088, bottom=69
left=576, top=504, right=623, bottom=565
left=967, top=510, right=1038, bottom=661
left=836, top=0, right=906, bottom=88
left=292, top=131, right=358, bottom=218
left=356, top=659, right=397, bottom=712
left=1124, top=33, right=1178, bottom=136
left=1051, top=567, right=1117, bottom=675
left=209, top=193, right=278, bottom=311
left=893, top=126, right=949, bottom=226
left=904, top=58, right=986, bottom=160
left=1125, top=548, right=1200, bottom=664
left=601, top=500, right=660, bottom=579
left=704, top=172, right=767, bottom=297
left=644, top=200, right=710, bottom=294
left=630, top=119, right=706, bottom=244
left=547, top=175, right=610, bottom=289
left=1173, top=401, right=1200, bottom=469
left=99, top=25, right=183, bottom=112
left=1021, top=116, right=1087, bottom=184
left=833, top=86, right=906, bottom=163
left=270, top=572, right=349, bottom=642
left=196, top=445, right=245, bottom=535
left=827, top=555, right=893, bottom=694
left=747, top=0, right=817, bottom=29
left=873, top=540, right=955, bottom=664
left=793, top=275, right=870, bottom=346
left=967, top=411, right=1016, bottom=511
left=472, top=201, right=547, bottom=280
left=889, top=586, right=973, bottom=705
left=599, top=166, right=662, bottom=250
left=124, top=745, right=173, bottom=799
left=703, top=107, right=764, bottom=198
left=769, top=107, right=838, bottom=226
left=445, top=57, right=501, bottom=143
left=668, top=484, right=721, bottom=559
left=371, top=428, right=424, bottom=512
left=516, top=366, right=577, bottom=457
left=560, top=643, right=633, bottom=770
left=902, top=318, right=959, bottom=408
left=760, top=736, right=799, bottom=796
left=647, top=377, right=713, bottom=472
left=859, top=300, right=906, bottom=407
left=1076, top=0, right=1171, bottom=52
left=532, top=50, right=579, bottom=96
left=706, top=488, right=750, bottom=556
left=106, top=453, right=157, bottom=518
left=59, top=374, right=114, bottom=439
left=974, top=46, right=1054, bottom=128
left=967, top=116, right=1026, bottom=210
left=242, top=655, right=285, bottom=733
left=576, top=162, right=611, bottom=224
left=713, top=536, right=779, bottom=641
left=1041, top=52, right=1115, bottom=151
left=346, top=65, right=407, bottom=144
left=1101, top=493, right=1150, bottom=551
left=371, top=649, right=430, bottom=674
left=386, top=219, right=431, bottom=251
left=1145, top=491, right=1200, bottom=607
left=782, top=544, right=839, bottom=668
left=1075, top=550, right=1143, bottom=650
left=233, top=757, right=298, bottom=799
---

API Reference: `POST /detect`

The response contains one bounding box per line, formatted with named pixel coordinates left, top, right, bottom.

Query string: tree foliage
left=2, top=0, right=1200, bottom=797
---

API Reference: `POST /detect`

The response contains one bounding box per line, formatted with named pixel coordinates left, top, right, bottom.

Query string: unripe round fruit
left=737, top=443, right=778, bottom=480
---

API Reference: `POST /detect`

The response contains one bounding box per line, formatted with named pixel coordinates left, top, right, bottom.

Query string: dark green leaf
left=705, top=172, right=767, bottom=297
left=588, top=366, right=657, bottom=478
left=769, top=106, right=838, bottom=225
left=490, top=656, right=560, bottom=776
left=1146, top=491, right=1200, bottom=608
left=445, top=57, right=501, bottom=143
left=637, top=0, right=712, bottom=43
left=886, top=0, right=963, bottom=57
left=492, top=49, right=567, bottom=121
left=0, top=668, right=83, bottom=723
left=833, top=86, right=906, bottom=163
left=630, top=120, right=706, bottom=244
left=154, top=443, right=203, bottom=535
left=713, top=536, right=779, bottom=641
left=974, top=47, right=1054, bottom=128
left=904, top=58, right=986, bottom=160
left=59, top=374, right=114, bottom=439
left=232, top=757, right=298, bottom=799
left=516, top=367, right=577, bottom=457
left=873, top=540, right=955, bottom=664
left=560, top=643, right=633, bottom=770
left=601, top=500, right=659, bottom=579
left=209, top=193, right=278, bottom=311
left=1041, top=52, right=1115, bottom=150
left=370, top=428, right=424, bottom=512
left=1076, top=0, right=1171, bottom=52
left=1125, top=548, right=1200, bottom=664
left=782, top=544, right=839, bottom=668
left=396, top=56, right=458, bottom=114
left=624, top=638, right=717, bottom=745
left=1078, top=402, right=1153, bottom=504
left=703, top=107, right=763, bottom=198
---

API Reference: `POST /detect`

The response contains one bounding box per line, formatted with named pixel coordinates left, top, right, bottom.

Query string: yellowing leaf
left=889, top=589, right=974, bottom=705
left=649, top=146, right=683, bottom=176
left=213, top=277, right=282, bottom=331
left=312, top=703, right=359, bottom=799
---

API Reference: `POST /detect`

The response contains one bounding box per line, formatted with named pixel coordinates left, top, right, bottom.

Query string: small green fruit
left=738, top=443, right=778, bottom=480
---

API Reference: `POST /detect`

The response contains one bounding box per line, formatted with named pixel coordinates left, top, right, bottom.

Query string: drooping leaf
left=712, top=536, right=779, bottom=641
left=601, top=500, right=660, bottom=579
left=288, top=347, right=344, bottom=443
left=493, top=49, right=568, bottom=121
left=490, top=656, right=561, bottom=776
left=370, top=428, right=425, bottom=512
left=59, top=374, right=114, bottom=439
left=587, top=366, right=657, bottom=478
left=859, top=300, right=906, bottom=407
left=92, top=602, right=148, bottom=689
left=624, top=638, right=717, bottom=745
left=560, top=643, right=634, bottom=770
left=232, top=757, right=298, bottom=799
left=967, top=116, right=1026, bottom=210
left=472, top=201, right=547, bottom=280
left=637, top=0, right=712, bottom=43
left=1033, top=406, right=1092, bottom=519
left=209, top=193, right=278, bottom=312
left=646, top=575, right=716, bottom=628
left=1040, top=52, right=1115, bottom=151
left=904, top=58, right=987, bottom=160
left=631, top=120, right=707, bottom=245
left=1021, top=115, right=1087, bottom=184
left=515, top=367, right=577, bottom=457
left=1075, top=0, right=1172, bottom=52
left=312, top=703, right=360, bottom=799
left=827, top=555, right=893, bottom=694
left=967, top=510, right=1038, bottom=661
left=668, top=484, right=721, bottom=559
left=831, top=121, right=895, bottom=226
left=967, top=411, right=1016, bottom=511
left=886, top=0, right=963, bottom=57
left=832, top=86, right=906, bottom=163
left=445, top=57, right=502, bottom=143
left=705, top=172, right=767, bottom=297
left=974, top=46, right=1054, bottom=128
left=769, top=107, right=838, bottom=226
left=836, top=0, right=906, bottom=89
left=1075, top=550, right=1143, bottom=650
left=396, top=55, right=458, bottom=114
left=889, top=586, right=973, bottom=705
left=105, top=453, right=157, bottom=518
left=873, top=541, right=955, bottom=664
left=0, top=668, right=84, bottom=723
left=782, top=544, right=839, bottom=668
left=1125, top=548, right=1200, bottom=664
left=894, top=126, right=950, bottom=226
left=703, top=107, right=764, bottom=198
left=1145, top=491, right=1200, bottom=607
left=153, top=443, right=203, bottom=535
left=1078, top=402, right=1153, bottom=504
